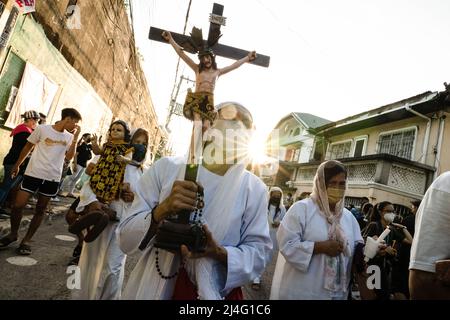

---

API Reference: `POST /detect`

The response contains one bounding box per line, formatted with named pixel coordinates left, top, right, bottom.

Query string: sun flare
left=247, top=130, right=269, bottom=165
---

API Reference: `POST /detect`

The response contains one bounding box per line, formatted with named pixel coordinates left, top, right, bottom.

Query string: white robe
left=270, top=198, right=363, bottom=300
left=72, top=164, right=144, bottom=300
left=253, top=205, right=286, bottom=283
left=267, top=205, right=286, bottom=253
left=117, top=156, right=272, bottom=300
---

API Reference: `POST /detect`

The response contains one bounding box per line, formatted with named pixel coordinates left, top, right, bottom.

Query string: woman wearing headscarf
left=270, top=160, right=363, bottom=299
left=252, top=186, right=286, bottom=290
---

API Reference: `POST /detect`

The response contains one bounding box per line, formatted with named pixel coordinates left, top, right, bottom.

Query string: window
left=393, top=204, right=411, bottom=219
left=293, top=127, right=300, bottom=136
left=312, top=138, right=325, bottom=161
left=377, top=128, right=416, bottom=160
left=0, top=6, right=18, bottom=51
left=0, top=51, right=26, bottom=121
left=0, top=2, right=5, bottom=20
left=292, top=148, right=300, bottom=162
left=345, top=197, right=369, bottom=209
left=354, top=140, right=364, bottom=157
left=352, top=136, right=368, bottom=157
left=285, top=147, right=300, bottom=162
left=328, top=140, right=352, bottom=160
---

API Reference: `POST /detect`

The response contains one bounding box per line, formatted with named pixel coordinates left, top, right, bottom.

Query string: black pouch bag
left=154, top=219, right=207, bottom=252
left=152, top=164, right=207, bottom=253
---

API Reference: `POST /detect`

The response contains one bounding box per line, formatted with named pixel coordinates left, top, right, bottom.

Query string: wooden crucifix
left=149, top=3, right=269, bottom=164
left=149, top=3, right=270, bottom=68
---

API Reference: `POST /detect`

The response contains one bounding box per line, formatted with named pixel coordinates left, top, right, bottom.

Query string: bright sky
left=130, top=0, right=450, bottom=156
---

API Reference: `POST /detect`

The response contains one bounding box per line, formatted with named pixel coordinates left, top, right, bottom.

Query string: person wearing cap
left=0, top=110, right=41, bottom=217
left=117, top=102, right=272, bottom=300
left=0, top=108, right=81, bottom=255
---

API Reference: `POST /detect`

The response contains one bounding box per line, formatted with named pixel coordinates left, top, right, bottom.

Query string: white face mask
left=384, top=212, right=396, bottom=223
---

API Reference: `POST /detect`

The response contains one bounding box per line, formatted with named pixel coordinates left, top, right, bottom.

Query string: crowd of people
left=0, top=103, right=448, bottom=301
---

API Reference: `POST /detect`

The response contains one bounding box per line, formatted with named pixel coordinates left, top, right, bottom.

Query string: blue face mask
left=132, top=144, right=147, bottom=162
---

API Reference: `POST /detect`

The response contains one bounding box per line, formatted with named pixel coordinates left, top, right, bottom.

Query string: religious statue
left=162, top=28, right=256, bottom=128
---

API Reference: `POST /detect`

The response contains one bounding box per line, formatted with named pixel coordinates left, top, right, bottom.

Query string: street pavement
left=0, top=197, right=275, bottom=300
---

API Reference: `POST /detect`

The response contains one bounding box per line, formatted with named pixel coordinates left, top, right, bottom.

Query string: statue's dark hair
left=109, top=120, right=131, bottom=143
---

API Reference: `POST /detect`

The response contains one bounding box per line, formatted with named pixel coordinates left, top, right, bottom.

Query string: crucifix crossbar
left=149, top=3, right=270, bottom=67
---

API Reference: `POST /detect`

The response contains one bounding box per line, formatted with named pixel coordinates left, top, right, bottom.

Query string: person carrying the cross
left=162, top=30, right=256, bottom=131
left=117, top=101, right=272, bottom=300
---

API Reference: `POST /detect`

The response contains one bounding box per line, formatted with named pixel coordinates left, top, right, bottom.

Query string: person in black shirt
left=61, top=133, right=92, bottom=197
left=391, top=200, right=420, bottom=299
left=0, top=111, right=40, bottom=216
left=362, top=201, right=413, bottom=300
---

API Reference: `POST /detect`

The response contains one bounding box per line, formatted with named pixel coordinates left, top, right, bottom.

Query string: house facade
left=263, top=112, right=331, bottom=187
left=270, top=89, right=450, bottom=213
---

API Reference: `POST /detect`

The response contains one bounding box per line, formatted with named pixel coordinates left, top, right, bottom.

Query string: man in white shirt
left=409, top=171, right=450, bottom=299
left=0, top=108, right=82, bottom=255
left=117, top=101, right=272, bottom=300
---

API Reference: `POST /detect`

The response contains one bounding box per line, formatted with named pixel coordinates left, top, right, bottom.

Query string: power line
left=170, top=0, right=193, bottom=99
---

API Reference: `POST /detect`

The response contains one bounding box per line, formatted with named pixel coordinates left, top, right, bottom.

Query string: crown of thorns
left=198, top=47, right=215, bottom=58
left=186, top=26, right=220, bottom=59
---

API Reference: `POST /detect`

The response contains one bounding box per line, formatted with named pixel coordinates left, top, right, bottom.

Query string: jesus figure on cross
left=162, top=30, right=256, bottom=131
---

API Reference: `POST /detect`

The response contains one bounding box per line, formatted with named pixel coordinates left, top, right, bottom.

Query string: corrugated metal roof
left=315, top=91, right=438, bottom=132
left=292, top=112, right=332, bottom=129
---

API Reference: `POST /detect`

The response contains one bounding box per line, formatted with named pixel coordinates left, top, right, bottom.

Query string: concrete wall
left=32, top=0, right=160, bottom=136
left=0, top=0, right=167, bottom=171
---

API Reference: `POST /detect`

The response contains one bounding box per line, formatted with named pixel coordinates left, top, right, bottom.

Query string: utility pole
left=164, top=75, right=195, bottom=132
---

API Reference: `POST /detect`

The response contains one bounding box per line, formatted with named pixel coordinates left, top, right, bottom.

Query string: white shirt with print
left=25, top=124, right=74, bottom=182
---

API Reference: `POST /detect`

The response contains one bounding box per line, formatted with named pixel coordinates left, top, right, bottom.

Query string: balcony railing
left=289, top=154, right=435, bottom=196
